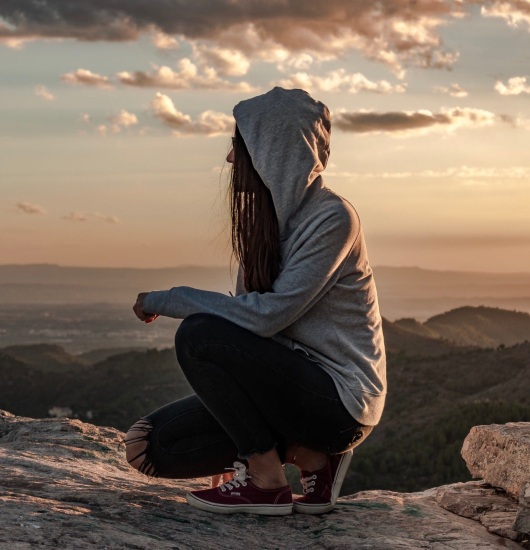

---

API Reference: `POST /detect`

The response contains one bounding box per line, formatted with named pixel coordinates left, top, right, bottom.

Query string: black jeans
left=125, top=312, right=373, bottom=479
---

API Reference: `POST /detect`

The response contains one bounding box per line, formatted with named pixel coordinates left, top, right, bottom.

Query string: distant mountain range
left=388, top=305, right=530, bottom=350
left=1, top=263, right=530, bottom=320
left=1, top=304, right=529, bottom=495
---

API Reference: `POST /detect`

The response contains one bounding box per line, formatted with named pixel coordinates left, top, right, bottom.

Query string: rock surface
left=435, top=481, right=522, bottom=541
left=0, top=410, right=526, bottom=549
left=462, top=422, right=530, bottom=535
left=515, top=484, right=530, bottom=536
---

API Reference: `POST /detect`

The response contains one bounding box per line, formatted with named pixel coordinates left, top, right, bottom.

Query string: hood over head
left=233, top=86, right=331, bottom=238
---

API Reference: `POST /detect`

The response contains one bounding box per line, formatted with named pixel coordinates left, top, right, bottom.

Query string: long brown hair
left=228, top=123, right=281, bottom=293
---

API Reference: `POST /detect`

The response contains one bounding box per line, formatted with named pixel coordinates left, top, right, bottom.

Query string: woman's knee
left=123, top=418, right=159, bottom=478
left=174, top=312, right=227, bottom=363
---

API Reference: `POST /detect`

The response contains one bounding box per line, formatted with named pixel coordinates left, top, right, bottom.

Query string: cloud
left=63, top=211, right=87, bottom=222
left=494, top=76, right=530, bottom=95
left=62, top=211, right=123, bottom=222
left=0, top=1, right=475, bottom=75
left=325, top=165, right=530, bottom=180
left=1, top=36, right=37, bottom=49
left=76, top=113, right=91, bottom=123
left=117, top=58, right=257, bottom=91
left=481, top=2, right=530, bottom=31
left=90, top=212, right=122, bottom=223
left=151, top=92, right=234, bottom=136
left=205, top=20, right=460, bottom=78
left=216, top=25, right=291, bottom=65
left=331, top=106, right=499, bottom=136
left=34, top=84, right=55, bottom=100
left=276, top=53, right=314, bottom=73
left=432, top=83, right=468, bottom=97
left=91, top=110, right=138, bottom=136
left=191, top=43, right=251, bottom=76
left=15, top=202, right=47, bottom=214
left=61, top=69, right=113, bottom=89
left=496, top=113, right=530, bottom=129
left=151, top=30, right=179, bottom=50
left=95, top=124, right=120, bottom=136
left=274, top=69, right=407, bottom=94
left=108, top=109, right=138, bottom=128
left=95, top=124, right=108, bottom=136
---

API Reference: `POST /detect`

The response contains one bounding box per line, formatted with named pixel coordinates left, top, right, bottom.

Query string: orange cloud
left=15, top=202, right=47, bottom=214
left=61, top=69, right=113, bottom=89
left=331, top=106, right=500, bottom=136
left=151, top=92, right=234, bottom=136
left=117, top=58, right=257, bottom=92
left=494, top=76, right=530, bottom=95
left=0, top=0, right=480, bottom=75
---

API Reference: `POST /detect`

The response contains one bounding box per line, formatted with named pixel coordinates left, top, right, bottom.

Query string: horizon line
left=1, top=262, right=530, bottom=276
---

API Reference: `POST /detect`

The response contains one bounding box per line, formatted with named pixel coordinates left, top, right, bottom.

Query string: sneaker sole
left=186, top=493, right=293, bottom=516
left=293, top=449, right=353, bottom=515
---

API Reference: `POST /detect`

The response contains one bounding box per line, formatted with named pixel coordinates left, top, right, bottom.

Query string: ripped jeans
left=123, top=312, right=373, bottom=479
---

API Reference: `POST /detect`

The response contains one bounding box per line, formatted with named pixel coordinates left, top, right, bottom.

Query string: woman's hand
left=133, top=292, right=160, bottom=324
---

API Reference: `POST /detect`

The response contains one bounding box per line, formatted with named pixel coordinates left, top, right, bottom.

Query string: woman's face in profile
left=226, top=137, right=235, bottom=164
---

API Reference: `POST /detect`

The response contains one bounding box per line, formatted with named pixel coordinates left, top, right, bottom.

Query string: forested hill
left=392, top=305, right=530, bottom=348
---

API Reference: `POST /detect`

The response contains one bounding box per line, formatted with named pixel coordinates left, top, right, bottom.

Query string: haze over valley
left=2, top=263, right=530, bottom=353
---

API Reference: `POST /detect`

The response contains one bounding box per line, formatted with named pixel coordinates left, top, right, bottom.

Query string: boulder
left=462, top=423, right=530, bottom=499
left=462, top=422, right=530, bottom=536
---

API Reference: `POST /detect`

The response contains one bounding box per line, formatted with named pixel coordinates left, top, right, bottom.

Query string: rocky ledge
left=462, top=422, right=530, bottom=537
left=1, top=410, right=529, bottom=549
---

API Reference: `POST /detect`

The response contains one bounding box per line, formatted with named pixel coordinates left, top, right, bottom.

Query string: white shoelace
left=219, top=461, right=251, bottom=492
left=301, top=474, right=317, bottom=494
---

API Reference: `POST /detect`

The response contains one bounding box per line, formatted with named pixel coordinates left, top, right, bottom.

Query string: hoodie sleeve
left=142, top=208, right=358, bottom=338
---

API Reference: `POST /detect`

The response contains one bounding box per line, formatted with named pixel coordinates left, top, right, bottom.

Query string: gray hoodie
left=143, top=86, right=387, bottom=426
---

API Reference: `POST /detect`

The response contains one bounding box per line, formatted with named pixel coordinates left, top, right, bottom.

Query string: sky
left=1, top=1, right=529, bottom=273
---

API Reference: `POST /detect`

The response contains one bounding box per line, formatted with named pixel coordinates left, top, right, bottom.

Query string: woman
left=126, top=86, right=387, bottom=516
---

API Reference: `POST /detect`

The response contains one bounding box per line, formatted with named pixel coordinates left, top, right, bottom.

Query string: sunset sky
left=1, top=2, right=529, bottom=272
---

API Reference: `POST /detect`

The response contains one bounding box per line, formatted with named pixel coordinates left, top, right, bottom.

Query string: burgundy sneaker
left=186, top=461, right=293, bottom=516
left=293, top=449, right=353, bottom=514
